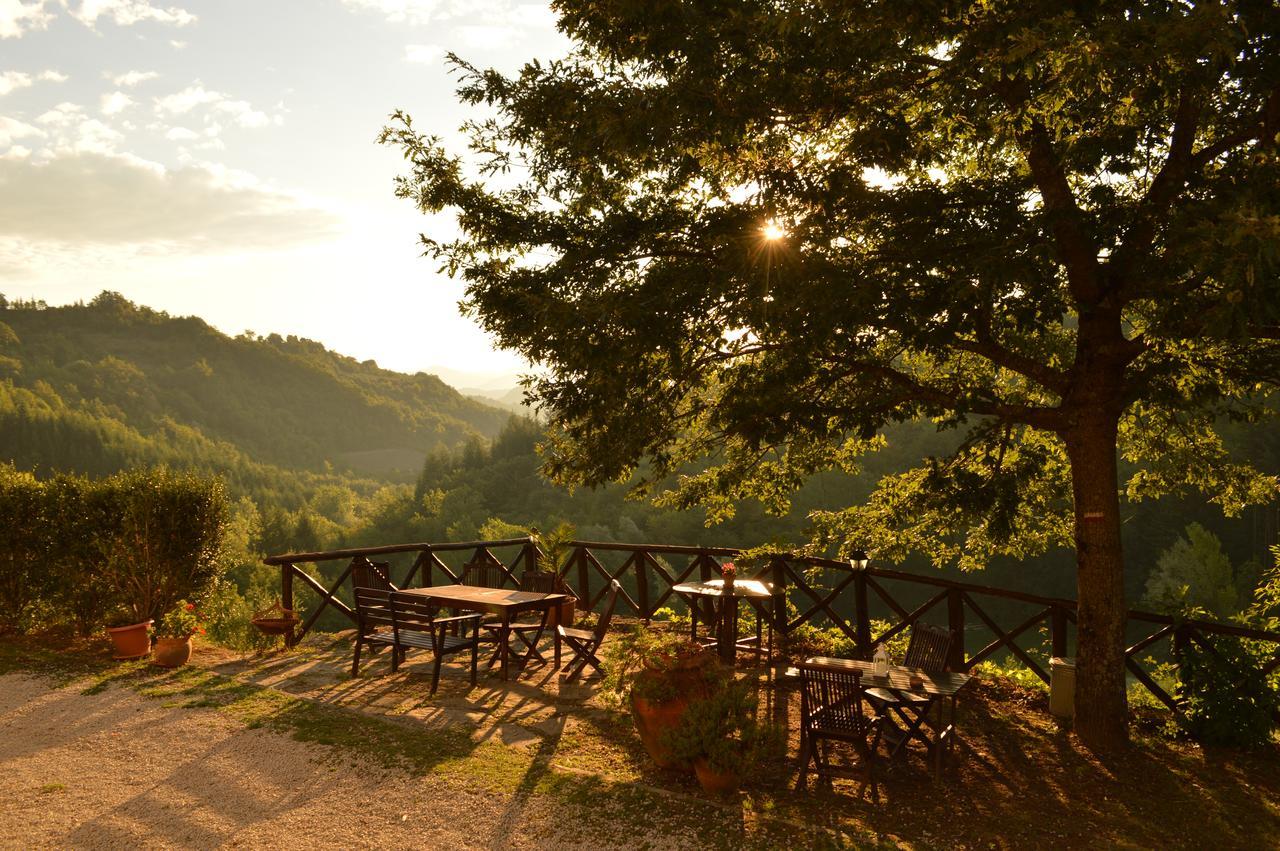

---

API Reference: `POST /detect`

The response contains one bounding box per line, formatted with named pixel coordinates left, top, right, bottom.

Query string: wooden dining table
left=802, top=655, right=973, bottom=779
left=397, top=585, right=569, bottom=681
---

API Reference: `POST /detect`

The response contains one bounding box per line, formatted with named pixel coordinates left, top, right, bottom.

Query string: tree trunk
left=1064, top=415, right=1130, bottom=750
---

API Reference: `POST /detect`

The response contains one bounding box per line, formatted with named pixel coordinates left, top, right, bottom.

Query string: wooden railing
left=266, top=537, right=1280, bottom=723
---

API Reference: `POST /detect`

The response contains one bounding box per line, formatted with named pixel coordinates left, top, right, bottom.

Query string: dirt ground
left=3, top=632, right=1279, bottom=850
left=0, top=672, right=728, bottom=850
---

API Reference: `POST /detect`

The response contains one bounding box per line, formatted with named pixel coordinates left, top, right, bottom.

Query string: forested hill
left=0, top=292, right=510, bottom=487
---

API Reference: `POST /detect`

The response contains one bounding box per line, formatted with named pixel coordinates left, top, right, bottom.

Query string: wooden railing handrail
left=268, top=534, right=1280, bottom=724
left=263, top=537, right=535, bottom=565
left=560, top=541, right=1280, bottom=643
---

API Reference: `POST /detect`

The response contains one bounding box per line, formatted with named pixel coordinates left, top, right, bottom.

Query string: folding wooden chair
left=557, top=579, right=621, bottom=682
left=797, top=662, right=884, bottom=800
left=481, top=571, right=571, bottom=666
left=865, top=622, right=954, bottom=759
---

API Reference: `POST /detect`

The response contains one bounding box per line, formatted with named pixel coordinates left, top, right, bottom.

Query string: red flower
left=185, top=603, right=196, bottom=612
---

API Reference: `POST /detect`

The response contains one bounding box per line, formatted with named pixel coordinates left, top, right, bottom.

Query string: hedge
left=0, top=465, right=228, bottom=635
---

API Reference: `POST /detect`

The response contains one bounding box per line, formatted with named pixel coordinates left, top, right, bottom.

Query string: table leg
left=499, top=612, right=511, bottom=681
left=719, top=596, right=739, bottom=665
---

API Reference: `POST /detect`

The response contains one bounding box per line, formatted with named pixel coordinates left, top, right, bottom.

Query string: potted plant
left=665, top=680, right=782, bottom=796
left=105, top=606, right=153, bottom=660
left=532, top=522, right=578, bottom=626
left=603, top=627, right=722, bottom=769
left=152, top=600, right=203, bottom=668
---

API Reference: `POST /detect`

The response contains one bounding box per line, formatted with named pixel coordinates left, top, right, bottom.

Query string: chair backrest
left=461, top=563, right=507, bottom=588
left=904, top=622, right=954, bottom=672
left=520, top=571, right=562, bottom=595
left=592, top=580, right=623, bottom=644
left=798, top=663, right=873, bottom=737
left=388, top=591, right=440, bottom=635
left=354, top=587, right=395, bottom=635
left=352, top=557, right=396, bottom=591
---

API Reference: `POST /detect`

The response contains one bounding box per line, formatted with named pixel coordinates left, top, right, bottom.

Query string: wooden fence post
left=279, top=562, right=295, bottom=647
left=1051, top=605, right=1068, bottom=658
left=577, top=548, right=591, bottom=612
left=853, top=569, right=872, bottom=656
left=947, top=588, right=966, bottom=670
left=637, top=552, right=651, bottom=623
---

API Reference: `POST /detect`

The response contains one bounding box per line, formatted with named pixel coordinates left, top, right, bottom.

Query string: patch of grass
left=38, top=782, right=65, bottom=794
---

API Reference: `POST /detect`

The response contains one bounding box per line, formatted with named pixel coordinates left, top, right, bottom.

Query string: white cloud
left=100, top=90, right=132, bottom=115
left=66, top=0, right=196, bottom=28
left=36, top=101, right=83, bottom=127
left=109, top=69, right=158, bottom=87
left=0, top=150, right=341, bottom=248
left=0, top=68, right=67, bottom=96
left=155, top=84, right=276, bottom=129
left=0, top=115, right=44, bottom=147
left=0, top=0, right=54, bottom=39
left=164, top=125, right=196, bottom=140
left=168, top=38, right=185, bottom=48
left=404, top=43, right=444, bottom=64
left=456, top=4, right=556, bottom=49
left=341, top=0, right=446, bottom=26
left=155, top=84, right=221, bottom=114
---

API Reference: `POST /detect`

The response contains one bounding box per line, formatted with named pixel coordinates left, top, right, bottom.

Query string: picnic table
left=672, top=578, right=784, bottom=665
left=803, top=655, right=973, bottom=780
left=398, top=585, right=569, bottom=681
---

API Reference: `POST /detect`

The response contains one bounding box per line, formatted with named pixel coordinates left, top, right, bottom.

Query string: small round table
left=671, top=578, right=783, bottom=665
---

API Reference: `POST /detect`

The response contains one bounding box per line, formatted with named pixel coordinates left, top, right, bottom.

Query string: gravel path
left=0, top=673, right=701, bottom=850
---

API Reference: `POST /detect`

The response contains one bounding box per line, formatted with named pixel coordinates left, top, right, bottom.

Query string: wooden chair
left=351, top=586, right=399, bottom=675
left=352, top=557, right=396, bottom=591
left=797, top=663, right=884, bottom=799
left=557, top=579, right=621, bottom=682
left=389, top=591, right=484, bottom=695
left=481, top=571, right=571, bottom=666
left=461, top=563, right=508, bottom=588
left=865, top=622, right=954, bottom=758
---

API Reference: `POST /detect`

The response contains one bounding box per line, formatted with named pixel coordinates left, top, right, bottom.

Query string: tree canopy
left=382, top=0, right=1280, bottom=747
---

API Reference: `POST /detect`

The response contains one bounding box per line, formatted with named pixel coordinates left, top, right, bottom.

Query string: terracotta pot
left=553, top=599, right=576, bottom=628
left=106, top=621, right=153, bottom=660
left=152, top=636, right=193, bottom=668
left=630, top=650, right=717, bottom=769
left=632, top=691, right=695, bottom=769
left=694, top=757, right=741, bottom=796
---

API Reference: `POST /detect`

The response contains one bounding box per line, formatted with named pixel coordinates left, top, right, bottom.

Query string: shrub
left=0, top=465, right=51, bottom=633
left=0, top=467, right=229, bottom=635
left=664, top=680, right=784, bottom=775
left=1176, top=634, right=1280, bottom=748
left=97, top=469, right=229, bottom=623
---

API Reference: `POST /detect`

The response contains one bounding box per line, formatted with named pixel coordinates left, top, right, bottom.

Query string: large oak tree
left=383, top=0, right=1280, bottom=748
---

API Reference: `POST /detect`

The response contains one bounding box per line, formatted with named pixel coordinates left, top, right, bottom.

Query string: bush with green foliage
left=664, top=680, right=783, bottom=775
left=0, top=465, right=51, bottom=633
left=1175, top=634, right=1280, bottom=749
left=0, top=465, right=228, bottom=634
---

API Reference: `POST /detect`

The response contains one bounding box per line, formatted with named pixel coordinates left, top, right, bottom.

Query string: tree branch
left=1018, top=120, right=1103, bottom=306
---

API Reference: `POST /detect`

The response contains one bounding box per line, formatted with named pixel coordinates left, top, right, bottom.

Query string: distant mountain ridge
left=0, top=292, right=510, bottom=486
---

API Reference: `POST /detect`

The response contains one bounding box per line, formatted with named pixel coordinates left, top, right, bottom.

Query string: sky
left=0, top=0, right=572, bottom=383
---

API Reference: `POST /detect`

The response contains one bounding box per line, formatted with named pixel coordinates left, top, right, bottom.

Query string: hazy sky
left=0, top=0, right=571, bottom=382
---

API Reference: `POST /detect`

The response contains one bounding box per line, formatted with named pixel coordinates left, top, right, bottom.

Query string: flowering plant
left=154, top=600, right=205, bottom=639
left=720, top=561, right=736, bottom=580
